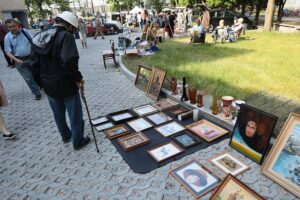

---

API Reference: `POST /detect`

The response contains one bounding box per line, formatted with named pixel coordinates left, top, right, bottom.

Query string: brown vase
left=197, top=93, right=203, bottom=108
left=188, top=87, right=197, bottom=104
left=171, top=77, right=177, bottom=95
left=212, top=96, right=218, bottom=115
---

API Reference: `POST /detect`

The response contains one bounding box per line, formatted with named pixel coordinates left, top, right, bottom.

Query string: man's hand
left=76, top=79, right=85, bottom=90
left=15, top=59, right=23, bottom=65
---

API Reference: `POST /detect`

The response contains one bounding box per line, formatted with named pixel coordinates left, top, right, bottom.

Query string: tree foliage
left=108, top=0, right=141, bottom=12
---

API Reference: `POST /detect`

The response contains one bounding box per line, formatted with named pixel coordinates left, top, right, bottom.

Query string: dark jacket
left=31, top=26, right=82, bottom=98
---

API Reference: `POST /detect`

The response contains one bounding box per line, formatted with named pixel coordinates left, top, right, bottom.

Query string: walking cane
left=79, top=86, right=100, bottom=153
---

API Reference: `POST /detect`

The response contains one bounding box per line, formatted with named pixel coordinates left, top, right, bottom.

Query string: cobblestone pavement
left=0, top=33, right=298, bottom=200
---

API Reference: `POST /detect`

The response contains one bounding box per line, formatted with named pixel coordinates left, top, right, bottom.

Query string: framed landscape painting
left=146, top=67, right=167, bottom=101
left=155, top=121, right=186, bottom=137
left=229, top=104, right=278, bottom=165
left=209, top=174, right=265, bottom=200
left=172, top=131, right=202, bottom=148
left=170, top=159, right=221, bottom=199
left=146, top=112, right=172, bottom=125
left=147, top=141, right=184, bottom=162
left=117, top=132, right=150, bottom=151
left=133, top=104, right=158, bottom=116
left=186, top=119, right=228, bottom=142
left=127, top=118, right=153, bottom=132
left=104, top=124, right=130, bottom=139
left=262, top=113, right=300, bottom=198
left=209, top=152, right=250, bottom=176
left=134, top=65, right=152, bottom=92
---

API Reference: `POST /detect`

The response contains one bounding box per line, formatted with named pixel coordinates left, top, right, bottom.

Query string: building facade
left=0, top=0, right=29, bottom=28
left=285, top=0, right=300, bottom=9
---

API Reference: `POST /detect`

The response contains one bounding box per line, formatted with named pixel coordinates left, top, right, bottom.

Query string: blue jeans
left=47, top=92, right=85, bottom=145
left=15, top=59, right=41, bottom=97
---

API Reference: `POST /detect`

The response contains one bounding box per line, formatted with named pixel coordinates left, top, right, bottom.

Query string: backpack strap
left=20, top=28, right=32, bottom=44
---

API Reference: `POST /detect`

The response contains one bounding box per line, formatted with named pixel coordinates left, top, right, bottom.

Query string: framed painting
left=152, top=98, right=178, bottom=111
left=186, top=119, right=228, bottom=142
left=166, top=105, right=190, bottom=117
left=104, top=124, right=130, bottom=139
left=134, top=64, right=152, bottom=92
left=146, top=112, right=172, bottom=125
left=127, top=118, right=153, bottom=132
left=147, top=141, right=184, bottom=162
left=229, top=104, right=278, bottom=165
left=95, top=122, right=114, bottom=132
left=117, top=132, right=150, bottom=151
left=146, top=67, right=167, bottom=101
left=209, top=152, right=250, bottom=176
left=170, top=159, right=221, bottom=199
left=155, top=121, right=186, bottom=137
left=108, top=109, right=137, bottom=124
left=172, top=131, right=202, bottom=148
left=132, top=104, right=158, bottom=116
left=262, top=113, right=300, bottom=198
left=91, top=116, right=109, bottom=126
left=209, top=174, right=265, bottom=200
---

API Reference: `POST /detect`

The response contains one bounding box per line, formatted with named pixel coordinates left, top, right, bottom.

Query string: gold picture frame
left=146, top=67, right=167, bottom=101
left=104, top=124, right=130, bottom=139
left=134, top=64, right=153, bottom=92
left=117, top=132, right=150, bottom=151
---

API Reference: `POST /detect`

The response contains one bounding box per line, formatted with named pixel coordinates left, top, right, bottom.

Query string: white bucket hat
left=57, top=11, right=78, bottom=28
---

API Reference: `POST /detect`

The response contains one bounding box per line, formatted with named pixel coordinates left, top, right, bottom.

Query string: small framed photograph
left=95, top=122, right=114, bottom=132
left=108, top=109, right=136, bottom=124
left=155, top=121, right=186, bottom=137
left=152, top=98, right=178, bottom=111
left=91, top=116, right=108, bottom=126
left=229, top=104, right=278, bottom=165
left=186, top=119, right=228, bottom=142
left=262, top=113, right=300, bottom=197
left=117, top=132, right=150, bottom=151
left=127, top=118, right=153, bottom=132
left=166, top=106, right=190, bottom=117
left=133, top=104, right=158, bottom=116
left=170, top=159, right=221, bottom=199
left=135, top=64, right=152, bottom=92
left=104, top=124, right=130, bottom=139
left=209, top=152, right=250, bottom=176
left=146, top=67, right=167, bottom=101
left=172, top=131, right=202, bottom=148
left=209, top=174, right=265, bottom=200
left=147, top=141, right=184, bottom=162
left=146, top=112, right=172, bottom=125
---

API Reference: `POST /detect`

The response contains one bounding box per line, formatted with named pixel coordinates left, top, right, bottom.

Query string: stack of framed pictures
left=118, top=132, right=150, bottom=151
left=152, top=98, right=178, bottom=111
left=134, top=65, right=152, bottom=92
left=91, top=116, right=115, bottom=132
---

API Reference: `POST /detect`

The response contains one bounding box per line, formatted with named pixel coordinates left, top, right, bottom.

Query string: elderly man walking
left=4, top=19, right=42, bottom=100
left=94, top=14, right=104, bottom=39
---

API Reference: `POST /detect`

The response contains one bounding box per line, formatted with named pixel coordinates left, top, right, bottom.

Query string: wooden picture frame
left=104, top=124, right=130, bottom=139
left=229, top=104, right=278, bottom=165
left=171, top=131, right=202, bottom=148
left=134, top=64, right=153, bottom=92
left=95, top=122, right=114, bottom=132
left=209, top=152, right=250, bottom=176
left=146, top=67, right=167, bottom=101
left=108, top=109, right=137, bottom=124
left=209, top=174, right=265, bottom=200
left=262, top=113, right=300, bottom=198
left=91, top=116, right=109, bottom=126
left=170, top=159, right=222, bottom=199
left=147, top=141, right=184, bottom=162
left=132, top=104, right=158, bottom=117
left=155, top=121, right=186, bottom=137
left=117, top=132, right=150, bottom=151
left=145, top=112, right=173, bottom=125
left=186, top=119, right=228, bottom=142
left=151, top=98, right=178, bottom=111
left=127, top=117, right=153, bottom=132
left=166, top=105, right=190, bottom=117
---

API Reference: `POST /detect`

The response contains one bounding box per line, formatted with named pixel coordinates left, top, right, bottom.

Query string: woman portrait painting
left=230, top=104, right=277, bottom=164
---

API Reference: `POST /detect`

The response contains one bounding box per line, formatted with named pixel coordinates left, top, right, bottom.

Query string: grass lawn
left=123, top=31, right=300, bottom=103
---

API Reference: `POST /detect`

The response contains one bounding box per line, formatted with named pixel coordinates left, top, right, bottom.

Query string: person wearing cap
left=13, top=18, right=24, bottom=29
left=4, top=18, right=42, bottom=100
left=30, top=11, right=90, bottom=150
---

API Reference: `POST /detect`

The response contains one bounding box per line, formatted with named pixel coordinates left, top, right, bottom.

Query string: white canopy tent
left=130, top=6, right=143, bottom=14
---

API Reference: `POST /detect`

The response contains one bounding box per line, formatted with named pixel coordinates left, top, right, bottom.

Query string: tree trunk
left=264, top=0, right=275, bottom=31
left=241, top=1, right=246, bottom=16
left=255, top=0, right=262, bottom=26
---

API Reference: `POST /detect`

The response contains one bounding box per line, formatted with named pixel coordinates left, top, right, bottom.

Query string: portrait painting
left=134, top=65, right=152, bottom=92
left=104, top=124, right=130, bottom=139
left=229, top=104, right=278, bottom=164
left=146, top=67, right=167, bottom=101
left=152, top=98, right=178, bottom=111
left=133, top=104, right=158, bottom=116
left=209, top=174, right=265, bottom=200
left=146, top=112, right=172, bottom=125
left=209, top=152, right=250, bottom=176
left=127, top=118, right=153, bottom=132
left=262, top=113, right=300, bottom=197
left=147, top=141, right=184, bottom=162
left=118, top=132, right=150, bottom=151
left=95, top=122, right=114, bottom=132
left=172, top=131, right=202, bottom=148
left=155, top=121, right=186, bottom=137
left=186, top=119, right=228, bottom=142
left=170, top=159, right=221, bottom=199
left=91, top=116, right=108, bottom=126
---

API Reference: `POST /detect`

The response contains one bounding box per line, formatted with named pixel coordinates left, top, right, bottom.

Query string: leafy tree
left=276, top=0, right=287, bottom=22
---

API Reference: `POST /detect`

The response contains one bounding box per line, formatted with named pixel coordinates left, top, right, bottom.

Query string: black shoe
left=3, top=133, right=16, bottom=140
left=73, top=136, right=91, bottom=150
left=35, top=95, right=42, bottom=100
left=62, top=135, right=72, bottom=143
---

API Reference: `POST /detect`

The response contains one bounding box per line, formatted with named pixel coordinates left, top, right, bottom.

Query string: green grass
left=124, top=31, right=300, bottom=102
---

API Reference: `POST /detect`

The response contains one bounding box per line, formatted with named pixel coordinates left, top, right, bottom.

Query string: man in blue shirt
left=4, top=19, right=42, bottom=100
